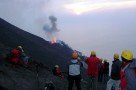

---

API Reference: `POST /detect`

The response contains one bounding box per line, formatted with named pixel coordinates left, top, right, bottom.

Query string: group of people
left=4, top=46, right=136, bottom=90
left=5, top=46, right=30, bottom=66
left=55, top=50, right=136, bottom=90
left=53, top=51, right=103, bottom=90
left=107, top=50, right=136, bottom=90
left=98, top=58, right=109, bottom=83
left=85, top=51, right=110, bottom=90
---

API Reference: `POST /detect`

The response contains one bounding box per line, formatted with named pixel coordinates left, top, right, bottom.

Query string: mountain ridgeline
left=0, top=18, right=105, bottom=90
left=0, top=18, right=73, bottom=70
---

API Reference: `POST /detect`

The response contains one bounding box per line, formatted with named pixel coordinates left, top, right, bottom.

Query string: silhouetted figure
left=10, top=46, right=22, bottom=65
left=85, top=51, right=101, bottom=90
left=68, top=52, right=82, bottom=90
left=106, top=53, right=122, bottom=90
left=98, top=59, right=104, bottom=82
left=52, top=65, right=64, bottom=80
left=103, top=59, right=109, bottom=90
left=120, top=50, right=136, bottom=90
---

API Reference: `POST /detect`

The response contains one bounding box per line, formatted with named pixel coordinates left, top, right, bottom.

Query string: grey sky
left=0, top=0, right=136, bottom=63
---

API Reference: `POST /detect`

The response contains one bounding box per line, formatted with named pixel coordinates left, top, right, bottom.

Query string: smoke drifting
left=43, top=15, right=59, bottom=42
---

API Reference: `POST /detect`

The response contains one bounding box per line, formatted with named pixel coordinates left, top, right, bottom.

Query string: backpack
left=44, top=82, right=55, bottom=90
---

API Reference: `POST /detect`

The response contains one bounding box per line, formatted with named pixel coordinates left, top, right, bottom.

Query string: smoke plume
left=43, top=15, right=59, bottom=41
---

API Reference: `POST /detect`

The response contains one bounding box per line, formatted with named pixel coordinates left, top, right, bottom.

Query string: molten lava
left=51, top=37, right=57, bottom=44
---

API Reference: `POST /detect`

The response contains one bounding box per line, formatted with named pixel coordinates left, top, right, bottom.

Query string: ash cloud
left=43, top=15, right=59, bottom=40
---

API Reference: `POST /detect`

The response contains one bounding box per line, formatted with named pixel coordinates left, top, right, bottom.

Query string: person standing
left=103, top=59, right=109, bottom=83
left=98, top=58, right=104, bottom=83
left=106, top=53, right=122, bottom=90
left=120, top=50, right=136, bottom=90
left=68, top=51, right=82, bottom=90
left=85, top=51, right=100, bottom=90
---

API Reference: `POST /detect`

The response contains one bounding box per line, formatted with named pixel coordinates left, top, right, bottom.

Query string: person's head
left=90, top=51, right=96, bottom=57
left=54, top=65, right=59, bottom=68
left=121, top=50, right=133, bottom=62
left=104, top=59, right=108, bottom=63
left=17, top=45, right=24, bottom=52
left=114, top=53, right=119, bottom=60
left=72, top=51, right=78, bottom=59
left=17, top=46, right=22, bottom=49
left=17, top=46, right=22, bottom=51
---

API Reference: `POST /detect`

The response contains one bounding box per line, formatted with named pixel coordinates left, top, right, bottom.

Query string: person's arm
left=85, top=57, right=89, bottom=64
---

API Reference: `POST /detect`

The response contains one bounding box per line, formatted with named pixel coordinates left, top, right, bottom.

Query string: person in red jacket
left=85, top=51, right=101, bottom=90
left=11, top=46, right=23, bottom=64
left=52, top=65, right=64, bottom=80
left=120, top=50, right=136, bottom=90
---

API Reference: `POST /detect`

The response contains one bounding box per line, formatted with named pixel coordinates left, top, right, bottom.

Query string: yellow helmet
left=91, top=51, right=96, bottom=56
left=121, top=50, right=133, bottom=61
left=114, top=53, right=119, bottom=59
left=17, top=46, right=22, bottom=49
left=72, top=52, right=78, bottom=59
left=55, top=65, right=59, bottom=68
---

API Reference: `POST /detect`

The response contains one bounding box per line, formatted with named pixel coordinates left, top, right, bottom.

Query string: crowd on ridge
left=50, top=50, right=136, bottom=90
left=2, top=45, right=136, bottom=90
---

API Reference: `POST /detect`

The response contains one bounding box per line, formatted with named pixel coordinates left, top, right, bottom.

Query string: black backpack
left=44, top=82, right=55, bottom=90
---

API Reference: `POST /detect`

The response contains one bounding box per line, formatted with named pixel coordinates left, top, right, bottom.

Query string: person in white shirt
left=68, top=51, right=82, bottom=90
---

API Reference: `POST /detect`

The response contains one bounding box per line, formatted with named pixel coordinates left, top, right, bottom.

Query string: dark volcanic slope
left=0, top=59, right=68, bottom=90
left=0, top=18, right=72, bottom=70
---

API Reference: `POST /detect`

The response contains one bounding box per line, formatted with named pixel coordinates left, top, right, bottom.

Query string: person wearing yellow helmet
left=121, top=50, right=133, bottom=61
left=114, top=53, right=119, bottom=60
left=120, top=50, right=136, bottom=90
left=68, top=51, right=82, bottom=90
left=52, top=65, right=64, bottom=80
left=106, top=53, right=122, bottom=90
left=91, top=51, right=96, bottom=56
left=85, top=51, right=101, bottom=90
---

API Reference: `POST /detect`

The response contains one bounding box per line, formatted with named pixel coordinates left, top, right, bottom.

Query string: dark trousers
left=98, top=72, right=103, bottom=82
left=87, top=76, right=98, bottom=90
left=68, top=75, right=81, bottom=90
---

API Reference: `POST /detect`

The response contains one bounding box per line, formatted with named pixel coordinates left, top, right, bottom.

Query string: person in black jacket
left=106, top=53, right=122, bottom=90
left=98, top=58, right=104, bottom=82
left=103, top=59, right=109, bottom=83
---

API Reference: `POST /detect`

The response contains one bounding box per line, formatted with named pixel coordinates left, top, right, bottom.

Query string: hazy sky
left=0, top=0, right=136, bottom=62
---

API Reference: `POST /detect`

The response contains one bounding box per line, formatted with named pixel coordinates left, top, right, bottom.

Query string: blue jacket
left=125, top=59, right=136, bottom=90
